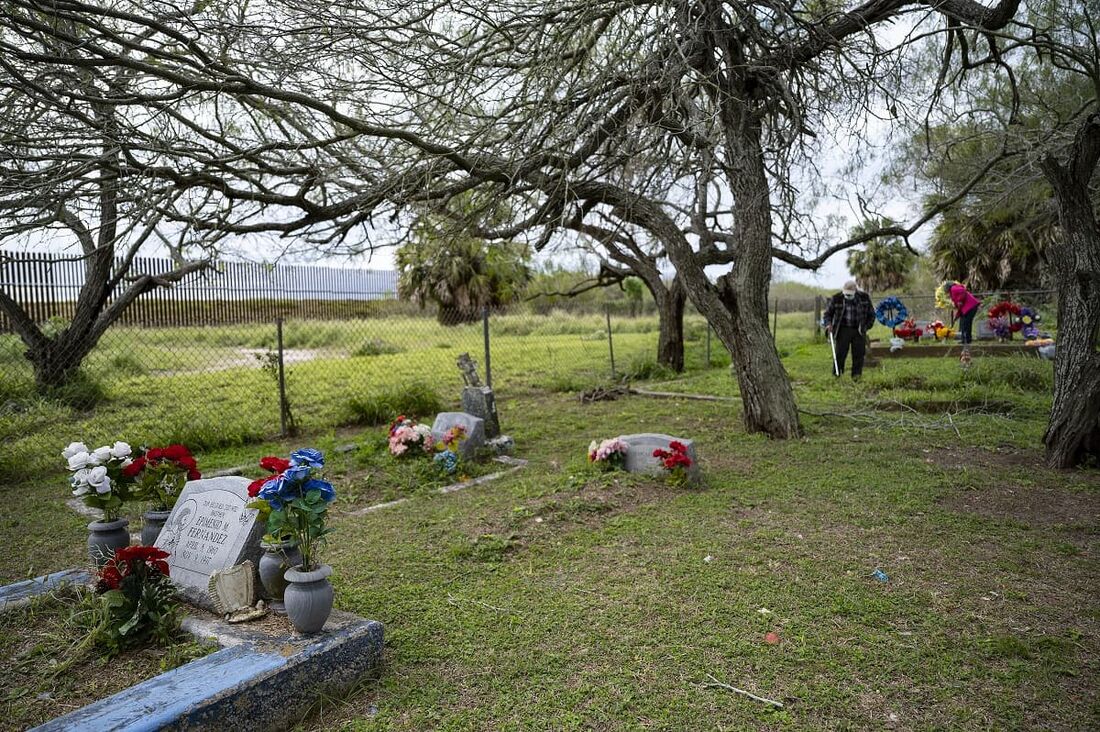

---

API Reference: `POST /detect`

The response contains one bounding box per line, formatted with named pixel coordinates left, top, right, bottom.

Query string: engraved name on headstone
left=154, top=476, right=263, bottom=609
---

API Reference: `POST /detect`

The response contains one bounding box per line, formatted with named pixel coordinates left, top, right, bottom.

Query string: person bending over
left=824, top=280, right=875, bottom=380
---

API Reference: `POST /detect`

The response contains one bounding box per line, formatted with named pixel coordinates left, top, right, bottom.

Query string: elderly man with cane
left=823, top=280, right=876, bottom=380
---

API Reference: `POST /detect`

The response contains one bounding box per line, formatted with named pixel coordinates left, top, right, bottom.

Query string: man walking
left=823, top=280, right=875, bottom=380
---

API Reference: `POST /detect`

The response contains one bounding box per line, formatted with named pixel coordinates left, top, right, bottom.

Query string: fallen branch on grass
left=702, top=674, right=784, bottom=709
left=629, top=388, right=740, bottom=402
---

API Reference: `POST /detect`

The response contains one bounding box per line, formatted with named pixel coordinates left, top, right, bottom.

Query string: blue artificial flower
left=283, top=464, right=312, bottom=484
left=289, top=448, right=325, bottom=469
left=434, top=449, right=459, bottom=475
left=304, top=478, right=336, bottom=503
left=257, top=477, right=285, bottom=510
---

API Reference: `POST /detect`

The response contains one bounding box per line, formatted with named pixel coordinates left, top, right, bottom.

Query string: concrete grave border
left=1, top=571, right=383, bottom=732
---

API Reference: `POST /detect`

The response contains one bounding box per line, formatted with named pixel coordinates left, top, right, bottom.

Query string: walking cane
left=828, top=329, right=840, bottom=376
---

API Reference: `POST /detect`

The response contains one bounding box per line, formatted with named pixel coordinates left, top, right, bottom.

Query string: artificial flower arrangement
left=987, top=300, right=1023, bottom=340
left=247, top=448, right=336, bottom=571
left=94, top=545, right=179, bottom=653
left=388, top=415, right=434, bottom=457
left=124, top=444, right=202, bottom=511
left=892, top=318, right=924, bottom=342
left=433, top=425, right=467, bottom=475
left=63, top=441, right=137, bottom=521
left=934, top=282, right=956, bottom=310
left=930, top=321, right=957, bottom=341
left=653, top=441, right=693, bottom=486
left=1019, top=307, right=1042, bottom=339
left=588, top=437, right=629, bottom=471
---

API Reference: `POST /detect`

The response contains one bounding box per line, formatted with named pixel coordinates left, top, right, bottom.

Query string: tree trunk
left=26, top=335, right=99, bottom=391
left=655, top=278, right=686, bottom=372
left=1041, top=114, right=1100, bottom=468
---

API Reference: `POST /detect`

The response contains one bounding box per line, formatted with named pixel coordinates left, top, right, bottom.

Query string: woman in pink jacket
left=947, top=281, right=982, bottom=344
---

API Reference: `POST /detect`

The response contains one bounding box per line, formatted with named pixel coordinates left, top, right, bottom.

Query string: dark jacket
left=824, top=291, right=875, bottom=336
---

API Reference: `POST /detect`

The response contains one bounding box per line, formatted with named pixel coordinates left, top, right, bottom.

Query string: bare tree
left=1, top=0, right=1022, bottom=438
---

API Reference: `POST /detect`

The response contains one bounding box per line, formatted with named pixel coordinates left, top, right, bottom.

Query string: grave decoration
left=617, top=433, right=701, bottom=484
left=92, top=545, right=179, bottom=657
left=208, top=560, right=267, bottom=623
left=892, top=317, right=923, bottom=342
left=1019, top=307, right=1042, bottom=339
left=927, top=320, right=957, bottom=341
left=248, top=455, right=301, bottom=613
left=875, top=296, right=908, bottom=328
left=124, top=444, right=202, bottom=545
left=434, top=425, right=467, bottom=475
left=154, top=476, right=265, bottom=611
left=388, top=415, right=435, bottom=457
left=934, top=282, right=955, bottom=310
left=247, top=448, right=337, bottom=633
left=987, top=300, right=1023, bottom=340
left=653, top=441, right=695, bottom=487
left=432, top=412, right=486, bottom=460
left=63, top=440, right=139, bottom=565
left=588, top=437, right=629, bottom=471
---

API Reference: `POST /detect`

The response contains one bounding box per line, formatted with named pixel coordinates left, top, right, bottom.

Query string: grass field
left=1, top=310, right=1096, bottom=730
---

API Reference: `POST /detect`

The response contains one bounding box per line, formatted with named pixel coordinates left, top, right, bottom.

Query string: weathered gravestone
left=431, top=412, right=486, bottom=460
left=618, top=433, right=701, bottom=483
left=154, top=476, right=264, bottom=609
left=457, top=352, right=501, bottom=438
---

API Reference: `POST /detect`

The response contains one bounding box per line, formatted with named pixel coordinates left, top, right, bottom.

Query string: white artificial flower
left=71, top=483, right=90, bottom=497
left=67, top=452, right=93, bottom=471
left=71, top=468, right=91, bottom=486
left=120, top=458, right=133, bottom=469
left=109, top=441, right=132, bottom=459
left=62, top=441, right=89, bottom=459
left=86, top=466, right=111, bottom=494
left=91, top=446, right=112, bottom=464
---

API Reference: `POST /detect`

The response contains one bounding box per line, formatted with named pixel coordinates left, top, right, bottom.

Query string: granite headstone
left=431, top=412, right=486, bottom=460
left=618, top=433, right=700, bottom=483
left=461, top=386, right=501, bottom=438
left=154, top=476, right=264, bottom=609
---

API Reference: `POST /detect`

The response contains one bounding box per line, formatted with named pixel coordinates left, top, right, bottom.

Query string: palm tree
left=396, top=235, right=531, bottom=325
left=846, top=219, right=917, bottom=294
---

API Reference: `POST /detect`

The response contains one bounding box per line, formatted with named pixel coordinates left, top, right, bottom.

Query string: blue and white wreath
left=875, top=296, right=908, bottom=328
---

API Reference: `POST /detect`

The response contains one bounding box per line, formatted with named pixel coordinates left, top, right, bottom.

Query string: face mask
left=843, top=292, right=855, bottom=300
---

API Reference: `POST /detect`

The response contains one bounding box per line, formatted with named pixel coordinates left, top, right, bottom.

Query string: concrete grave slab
left=618, top=433, right=701, bottom=483
left=431, top=412, right=485, bottom=460
left=154, top=476, right=263, bottom=610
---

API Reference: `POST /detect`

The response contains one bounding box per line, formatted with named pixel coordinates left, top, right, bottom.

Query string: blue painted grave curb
left=2, top=571, right=383, bottom=732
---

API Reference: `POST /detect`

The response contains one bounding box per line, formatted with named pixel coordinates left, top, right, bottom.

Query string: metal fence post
left=482, top=305, right=492, bottom=389
left=605, top=305, right=616, bottom=378
left=705, top=325, right=712, bottom=367
left=276, top=317, right=289, bottom=437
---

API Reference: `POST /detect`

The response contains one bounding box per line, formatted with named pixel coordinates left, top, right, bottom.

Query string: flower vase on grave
left=87, top=518, right=130, bottom=567
left=284, top=564, right=334, bottom=633
left=259, top=540, right=303, bottom=614
left=140, top=510, right=172, bottom=546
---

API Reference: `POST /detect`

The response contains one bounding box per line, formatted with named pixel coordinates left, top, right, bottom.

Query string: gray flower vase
left=140, top=510, right=172, bottom=546
left=283, top=564, right=334, bottom=633
left=88, top=518, right=130, bottom=566
left=259, top=540, right=303, bottom=614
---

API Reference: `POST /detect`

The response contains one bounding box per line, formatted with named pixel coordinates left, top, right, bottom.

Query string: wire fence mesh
left=0, top=252, right=1060, bottom=477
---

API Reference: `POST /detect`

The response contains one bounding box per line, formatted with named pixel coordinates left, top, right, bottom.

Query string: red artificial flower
left=97, top=563, right=123, bottom=590
left=122, top=456, right=147, bottom=478
left=161, top=444, right=192, bottom=461
left=247, top=477, right=268, bottom=497
left=668, top=441, right=686, bottom=452
left=188, top=469, right=202, bottom=481
left=146, top=447, right=164, bottom=461
left=259, top=456, right=291, bottom=474
left=115, top=545, right=171, bottom=576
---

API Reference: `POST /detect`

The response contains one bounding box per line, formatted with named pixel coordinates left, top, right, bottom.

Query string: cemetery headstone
left=154, top=476, right=264, bottom=610
left=431, top=412, right=486, bottom=460
left=617, top=433, right=701, bottom=483
left=457, top=352, right=501, bottom=437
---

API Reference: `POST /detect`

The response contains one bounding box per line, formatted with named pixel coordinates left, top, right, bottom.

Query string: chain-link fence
left=0, top=252, right=1061, bottom=479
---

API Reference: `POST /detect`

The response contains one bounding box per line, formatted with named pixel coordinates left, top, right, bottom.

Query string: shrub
left=347, top=381, right=444, bottom=426
left=622, top=356, right=676, bottom=382
left=351, top=338, right=404, bottom=357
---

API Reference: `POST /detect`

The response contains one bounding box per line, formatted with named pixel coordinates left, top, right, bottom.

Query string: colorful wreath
left=875, top=296, right=908, bottom=327
left=987, top=300, right=1023, bottom=339
left=934, top=283, right=956, bottom=310
left=1019, top=307, right=1042, bottom=339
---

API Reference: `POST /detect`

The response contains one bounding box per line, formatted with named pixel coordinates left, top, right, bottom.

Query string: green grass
left=1, top=312, right=1096, bottom=730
